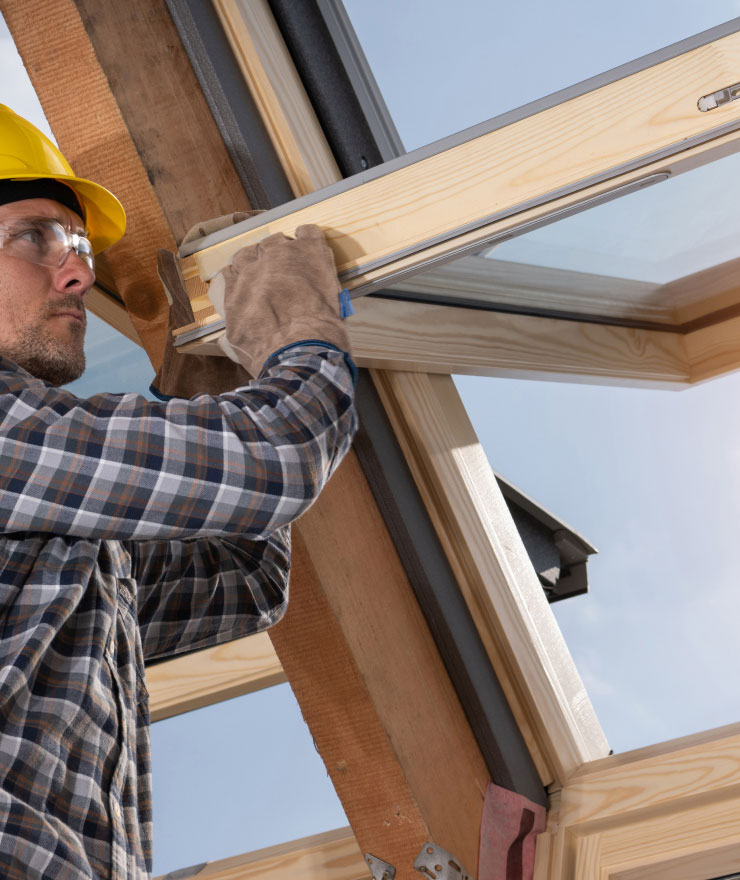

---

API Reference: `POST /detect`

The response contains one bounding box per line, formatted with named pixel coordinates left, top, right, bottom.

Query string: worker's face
left=0, top=198, right=95, bottom=385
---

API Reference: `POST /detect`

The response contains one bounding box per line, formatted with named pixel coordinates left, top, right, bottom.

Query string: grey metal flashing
left=164, top=0, right=293, bottom=209
left=179, top=16, right=740, bottom=259
left=354, top=371, right=546, bottom=805
left=496, top=474, right=596, bottom=603
left=495, top=475, right=596, bottom=554
left=314, top=0, right=405, bottom=161
left=265, top=0, right=386, bottom=177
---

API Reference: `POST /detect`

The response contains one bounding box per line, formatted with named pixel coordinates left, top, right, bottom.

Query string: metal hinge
left=365, top=842, right=475, bottom=880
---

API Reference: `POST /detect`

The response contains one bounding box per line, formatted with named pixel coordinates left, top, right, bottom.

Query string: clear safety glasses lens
left=0, top=218, right=94, bottom=271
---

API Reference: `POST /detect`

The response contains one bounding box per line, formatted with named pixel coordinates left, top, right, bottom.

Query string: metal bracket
left=414, top=843, right=475, bottom=880
left=365, top=853, right=396, bottom=880
left=364, top=843, right=475, bottom=880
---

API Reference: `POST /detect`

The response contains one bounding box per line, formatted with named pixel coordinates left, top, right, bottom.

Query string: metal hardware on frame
left=698, top=82, right=740, bottom=111
left=364, top=843, right=475, bottom=880
left=413, top=843, right=475, bottom=880
left=365, top=852, right=396, bottom=880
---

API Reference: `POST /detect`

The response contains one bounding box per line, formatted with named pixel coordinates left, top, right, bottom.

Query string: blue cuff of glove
left=261, top=341, right=358, bottom=388
left=149, top=382, right=178, bottom=402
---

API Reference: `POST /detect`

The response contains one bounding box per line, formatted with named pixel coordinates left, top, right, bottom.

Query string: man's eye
left=13, top=226, right=44, bottom=246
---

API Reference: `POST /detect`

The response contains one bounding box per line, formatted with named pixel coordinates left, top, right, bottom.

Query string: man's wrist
left=261, top=341, right=358, bottom=387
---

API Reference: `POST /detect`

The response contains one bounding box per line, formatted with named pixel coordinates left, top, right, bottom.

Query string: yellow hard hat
left=0, top=104, right=126, bottom=253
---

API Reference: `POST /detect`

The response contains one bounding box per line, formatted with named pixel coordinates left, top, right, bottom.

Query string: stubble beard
left=5, top=296, right=87, bottom=386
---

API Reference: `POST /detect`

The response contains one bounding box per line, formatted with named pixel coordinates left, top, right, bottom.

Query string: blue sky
left=4, top=2, right=740, bottom=874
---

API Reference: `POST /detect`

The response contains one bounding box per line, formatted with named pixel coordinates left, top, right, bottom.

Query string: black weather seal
left=266, top=0, right=388, bottom=177
left=314, top=0, right=405, bottom=161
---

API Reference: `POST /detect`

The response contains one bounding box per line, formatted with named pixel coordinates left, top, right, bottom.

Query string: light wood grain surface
left=372, top=370, right=610, bottom=786
left=180, top=33, right=740, bottom=289
left=535, top=725, right=740, bottom=879
left=178, top=296, right=692, bottom=385
left=153, top=827, right=369, bottom=880
left=275, top=459, right=490, bottom=876
left=212, top=0, right=340, bottom=196
left=147, top=632, right=286, bottom=722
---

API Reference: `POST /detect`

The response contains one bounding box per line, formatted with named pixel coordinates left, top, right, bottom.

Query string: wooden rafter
left=271, top=469, right=489, bottom=873
left=1, top=0, right=172, bottom=367
left=147, top=632, right=285, bottom=723
left=1, top=0, right=253, bottom=368
left=153, top=826, right=369, bottom=880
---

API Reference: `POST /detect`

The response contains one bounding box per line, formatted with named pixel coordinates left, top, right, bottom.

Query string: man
left=0, top=105, right=357, bottom=878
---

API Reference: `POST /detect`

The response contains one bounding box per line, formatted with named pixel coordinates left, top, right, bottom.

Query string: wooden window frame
left=152, top=826, right=367, bottom=880
left=175, top=17, right=740, bottom=386
left=535, top=723, right=740, bottom=880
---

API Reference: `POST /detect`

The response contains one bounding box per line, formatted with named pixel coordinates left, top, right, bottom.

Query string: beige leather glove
left=208, top=224, right=352, bottom=377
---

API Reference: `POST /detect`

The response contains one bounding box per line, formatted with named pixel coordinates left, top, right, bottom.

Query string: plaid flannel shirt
left=0, top=344, right=357, bottom=879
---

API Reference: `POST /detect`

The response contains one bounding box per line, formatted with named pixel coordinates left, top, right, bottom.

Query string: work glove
left=151, top=211, right=260, bottom=398
left=207, top=224, right=352, bottom=377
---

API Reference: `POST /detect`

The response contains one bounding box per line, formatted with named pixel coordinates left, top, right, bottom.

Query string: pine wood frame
left=534, top=723, right=740, bottom=880
left=152, top=827, right=368, bottom=880
left=173, top=19, right=740, bottom=385
left=147, top=632, right=285, bottom=722
left=5, top=2, right=740, bottom=879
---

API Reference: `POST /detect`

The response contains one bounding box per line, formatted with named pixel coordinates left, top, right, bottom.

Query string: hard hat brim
left=7, top=172, right=126, bottom=254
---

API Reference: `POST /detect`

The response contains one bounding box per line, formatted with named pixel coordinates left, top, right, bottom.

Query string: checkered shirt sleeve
left=0, top=345, right=356, bottom=541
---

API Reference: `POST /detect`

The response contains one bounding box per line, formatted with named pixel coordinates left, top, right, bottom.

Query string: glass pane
left=151, top=684, right=348, bottom=876
left=491, top=152, right=740, bottom=285
left=387, top=148, right=740, bottom=327
left=344, top=0, right=740, bottom=151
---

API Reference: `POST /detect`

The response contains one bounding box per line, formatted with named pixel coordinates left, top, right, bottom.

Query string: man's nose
left=54, top=250, right=95, bottom=296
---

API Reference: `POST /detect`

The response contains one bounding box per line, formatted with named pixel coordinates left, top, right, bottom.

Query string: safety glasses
left=0, top=217, right=94, bottom=271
